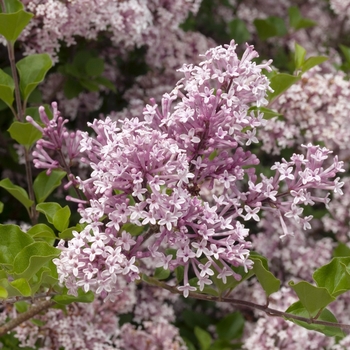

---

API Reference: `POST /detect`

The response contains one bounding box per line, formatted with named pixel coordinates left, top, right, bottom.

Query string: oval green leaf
left=251, top=257, right=280, bottom=297
left=10, top=278, right=31, bottom=297
left=53, top=288, right=94, bottom=305
left=268, top=73, right=301, bottom=102
left=7, top=121, right=42, bottom=150
left=27, top=223, right=56, bottom=244
left=0, top=9, right=33, bottom=43
left=13, top=241, right=60, bottom=279
left=85, top=57, right=104, bottom=77
left=33, top=169, right=66, bottom=203
left=285, top=301, right=345, bottom=338
left=53, top=206, right=71, bottom=232
left=289, top=280, right=335, bottom=316
left=216, top=311, right=245, bottom=341
left=194, top=326, right=212, bottom=350
left=0, top=225, right=34, bottom=269
left=16, top=53, right=53, bottom=101
left=313, top=257, right=350, bottom=297
left=0, top=285, right=8, bottom=299
left=0, top=68, right=14, bottom=108
left=0, top=178, right=33, bottom=210
left=36, top=202, right=62, bottom=224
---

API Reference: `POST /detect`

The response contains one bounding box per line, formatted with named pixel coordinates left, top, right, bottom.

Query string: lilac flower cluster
left=17, top=0, right=209, bottom=120
left=17, top=0, right=153, bottom=62
left=29, top=41, right=344, bottom=300
left=26, top=102, right=83, bottom=178
left=247, top=143, right=345, bottom=239
left=259, top=69, right=350, bottom=160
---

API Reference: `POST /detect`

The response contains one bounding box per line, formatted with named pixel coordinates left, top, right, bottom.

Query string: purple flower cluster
left=29, top=41, right=344, bottom=299
left=259, top=69, right=350, bottom=159
left=246, top=144, right=344, bottom=238
left=27, top=102, right=83, bottom=176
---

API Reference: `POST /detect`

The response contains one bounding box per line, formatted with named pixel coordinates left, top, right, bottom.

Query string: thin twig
left=0, top=299, right=55, bottom=337
left=2, top=0, right=38, bottom=224
left=0, top=292, right=57, bottom=305
left=144, top=276, right=350, bottom=331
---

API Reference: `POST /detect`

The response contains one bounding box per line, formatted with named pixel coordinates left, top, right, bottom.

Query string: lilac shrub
left=28, top=41, right=344, bottom=303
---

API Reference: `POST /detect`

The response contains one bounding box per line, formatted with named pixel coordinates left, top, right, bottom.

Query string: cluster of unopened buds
left=28, top=40, right=344, bottom=299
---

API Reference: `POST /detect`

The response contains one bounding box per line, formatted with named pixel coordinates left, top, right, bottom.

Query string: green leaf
left=0, top=225, right=34, bottom=269
left=300, top=56, right=328, bottom=73
left=72, top=51, right=92, bottom=73
left=254, top=19, right=277, bottom=40
left=294, top=18, right=316, bottom=30
left=85, top=57, right=104, bottom=77
left=26, top=104, right=52, bottom=122
left=0, top=178, right=33, bottom=211
left=285, top=301, right=345, bottom=337
left=175, top=265, right=184, bottom=284
left=53, top=288, right=94, bottom=305
left=0, top=201, right=3, bottom=214
left=16, top=53, right=53, bottom=101
left=268, top=73, right=301, bottom=102
left=182, top=309, right=213, bottom=330
left=30, top=263, right=58, bottom=294
left=7, top=121, right=42, bottom=150
left=10, top=278, right=31, bottom=297
left=183, top=338, right=196, bottom=350
left=94, top=76, right=117, bottom=93
left=27, top=87, right=42, bottom=103
left=294, top=43, right=306, bottom=70
left=27, top=224, right=56, bottom=244
left=289, top=280, right=335, bottom=316
left=53, top=206, right=71, bottom=232
left=249, top=106, right=283, bottom=120
left=59, top=226, right=77, bottom=240
left=33, top=169, right=66, bottom=203
left=0, top=100, right=6, bottom=111
left=313, top=257, right=350, bottom=297
left=121, top=222, right=145, bottom=236
left=267, top=16, right=287, bottom=37
left=288, top=6, right=302, bottom=29
left=79, top=78, right=100, bottom=92
left=340, top=44, right=350, bottom=65
left=154, top=267, right=170, bottom=280
left=254, top=17, right=287, bottom=40
left=211, top=262, right=254, bottom=294
left=194, top=327, right=212, bottom=350
left=210, top=339, right=237, bottom=350
left=228, top=19, right=251, bottom=44
left=216, top=311, right=244, bottom=340
left=201, top=285, right=219, bottom=297
left=58, top=227, right=74, bottom=240
left=13, top=241, right=60, bottom=279
left=36, top=202, right=62, bottom=224
left=63, top=63, right=82, bottom=78
left=0, top=285, right=8, bottom=299
left=288, top=6, right=316, bottom=30
left=333, top=243, right=350, bottom=257
left=0, top=7, right=33, bottom=42
left=63, top=76, right=84, bottom=99
left=251, top=257, right=280, bottom=297
left=14, top=300, right=29, bottom=313
left=0, top=68, right=14, bottom=108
